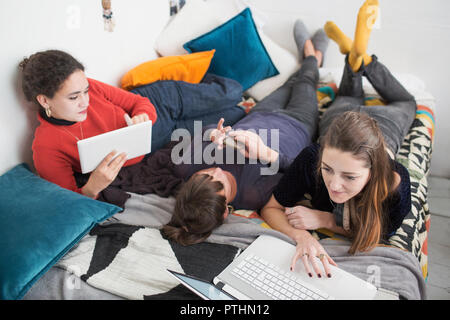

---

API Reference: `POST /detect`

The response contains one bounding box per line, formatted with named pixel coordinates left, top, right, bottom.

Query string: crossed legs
left=320, top=0, right=416, bottom=155
left=324, top=0, right=379, bottom=72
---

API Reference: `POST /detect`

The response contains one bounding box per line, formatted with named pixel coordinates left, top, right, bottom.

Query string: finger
left=217, top=118, right=224, bottom=130
left=217, top=136, right=226, bottom=147
left=210, top=129, right=219, bottom=142
left=309, top=255, right=324, bottom=278
left=288, top=219, right=301, bottom=229
left=320, top=255, right=332, bottom=278
left=135, top=115, right=144, bottom=123
left=133, top=114, right=146, bottom=124
left=101, top=150, right=118, bottom=166
left=328, top=255, right=338, bottom=267
left=227, top=130, right=246, bottom=138
left=290, top=250, right=302, bottom=272
left=137, top=114, right=146, bottom=123
left=109, top=152, right=127, bottom=170
left=124, top=114, right=133, bottom=126
left=232, top=135, right=250, bottom=147
left=117, top=153, right=128, bottom=169
left=286, top=215, right=297, bottom=224
left=285, top=207, right=295, bottom=216
left=301, top=254, right=313, bottom=277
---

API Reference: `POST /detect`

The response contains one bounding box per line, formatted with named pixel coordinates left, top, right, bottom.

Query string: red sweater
left=32, top=78, right=157, bottom=194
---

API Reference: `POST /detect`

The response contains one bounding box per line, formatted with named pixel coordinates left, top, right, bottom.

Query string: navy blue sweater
left=273, top=143, right=411, bottom=237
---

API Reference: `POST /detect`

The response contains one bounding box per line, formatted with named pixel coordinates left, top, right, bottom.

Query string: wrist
left=270, top=149, right=279, bottom=163
left=292, top=229, right=310, bottom=244
left=322, top=211, right=337, bottom=230
left=81, top=183, right=99, bottom=199
left=262, top=147, right=278, bottom=163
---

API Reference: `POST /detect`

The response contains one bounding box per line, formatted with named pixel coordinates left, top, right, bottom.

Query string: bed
left=1, top=0, right=434, bottom=301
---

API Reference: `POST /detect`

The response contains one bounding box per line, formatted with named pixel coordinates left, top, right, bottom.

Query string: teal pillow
left=183, top=8, right=279, bottom=91
left=0, top=164, right=121, bottom=300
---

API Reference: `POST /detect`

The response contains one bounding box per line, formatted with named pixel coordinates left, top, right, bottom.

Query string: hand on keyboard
left=232, top=253, right=333, bottom=300
left=291, top=230, right=337, bottom=278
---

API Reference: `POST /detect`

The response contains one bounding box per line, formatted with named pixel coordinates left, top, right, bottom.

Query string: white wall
left=249, top=0, right=450, bottom=178
left=0, top=0, right=169, bottom=175
left=1, top=0, right=449, bottom=178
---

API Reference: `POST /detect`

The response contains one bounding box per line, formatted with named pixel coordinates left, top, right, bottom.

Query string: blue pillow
left=183, top=8, right=279, bottom=91
left=0, top=164, right=121, bottom=300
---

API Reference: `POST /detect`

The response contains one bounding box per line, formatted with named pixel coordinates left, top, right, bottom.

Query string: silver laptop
left=77, top=121, right=152, bottom=173
left=212, top=235, right=382, bottom=300
left=169, top=235, right=398, bottom=300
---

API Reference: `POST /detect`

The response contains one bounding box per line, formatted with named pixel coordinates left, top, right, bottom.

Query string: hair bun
left=18, top=57, right=30, bottom=71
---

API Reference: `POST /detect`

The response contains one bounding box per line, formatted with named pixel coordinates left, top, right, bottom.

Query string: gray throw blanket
left=24, top=192, right=426, bottom=300
left=116, top=193, right=427, bottom=300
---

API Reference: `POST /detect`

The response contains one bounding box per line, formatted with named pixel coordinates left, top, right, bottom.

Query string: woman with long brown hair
left=261, top=0, right=416, bottom=279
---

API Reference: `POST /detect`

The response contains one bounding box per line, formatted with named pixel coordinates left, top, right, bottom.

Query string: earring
left=45, top=107, right=52, bottom=118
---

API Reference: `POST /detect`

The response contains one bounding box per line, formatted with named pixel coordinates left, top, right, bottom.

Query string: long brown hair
left=318, top=111, right=395, bottom=254
left=162, top=173, right=227, bottom=246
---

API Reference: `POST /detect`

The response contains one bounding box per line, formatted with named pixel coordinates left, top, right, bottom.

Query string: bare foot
left=304, top=40, right=322, bottom=66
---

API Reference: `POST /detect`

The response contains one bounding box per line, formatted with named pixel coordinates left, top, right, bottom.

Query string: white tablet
left=77, top=121, right=152, bottom=174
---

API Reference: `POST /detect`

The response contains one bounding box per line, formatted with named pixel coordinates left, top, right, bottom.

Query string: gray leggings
left=319, top=55, right=417, bottom=155
left=249, top=55, right=320, bottom=139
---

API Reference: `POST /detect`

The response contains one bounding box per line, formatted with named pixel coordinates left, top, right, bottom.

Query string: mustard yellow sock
left=324, top=20, right=372, bottom=71
left=349, top=0, right=379, bottom=71
left=324, top=21, right=353, bottom=54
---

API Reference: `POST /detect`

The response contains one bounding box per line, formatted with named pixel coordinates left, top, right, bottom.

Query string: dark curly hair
left=19, top=50, right=84, bottom=106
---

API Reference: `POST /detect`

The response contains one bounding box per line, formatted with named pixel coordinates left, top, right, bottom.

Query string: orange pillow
left=121, top=50, right=215, bottom=90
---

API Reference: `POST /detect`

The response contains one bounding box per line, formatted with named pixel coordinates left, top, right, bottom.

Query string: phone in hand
left=223, top=132, right=244, bottom=150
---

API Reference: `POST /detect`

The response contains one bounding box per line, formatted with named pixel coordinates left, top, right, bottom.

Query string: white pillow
left=154, top=0, right=266, bottom=57
left=155, top=0, right=298, bottom=102
left=246, top=32, right=300, bottom=101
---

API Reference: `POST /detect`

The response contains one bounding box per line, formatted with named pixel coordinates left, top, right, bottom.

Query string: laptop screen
left=168, top=270, right=235, bottom=300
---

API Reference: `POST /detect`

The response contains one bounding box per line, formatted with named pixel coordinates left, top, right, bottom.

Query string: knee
left=298, top=68, right=319, bottom=86
left=403, top=99, right=417, bottom=120
left=203, top=73, right=243, bottom=97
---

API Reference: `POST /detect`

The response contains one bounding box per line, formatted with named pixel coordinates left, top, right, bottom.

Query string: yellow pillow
left=121, top=50, right=215, bottom=90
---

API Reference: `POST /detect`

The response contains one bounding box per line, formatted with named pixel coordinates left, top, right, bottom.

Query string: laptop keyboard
left=231, top=253, right=333, bottom=300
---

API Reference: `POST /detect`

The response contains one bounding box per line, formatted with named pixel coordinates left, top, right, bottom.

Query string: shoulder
left=387, top=160, right=411, bottom=211
left=385, top=160, right=412, bottom=233
left=391, top=160, right=411, bottom=191
left=391, top=171, right=401, bottom=191
left=88, top=77, right=106, bottom=87
left=33, top=121, right=61, bottom=149
left=87, top=78, right=110, bottom=93
left=88, top=78, right=124, bottom=95
left=281, top=143, right=320, bottom=184
left=292, top=143, right=320, bottom=167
